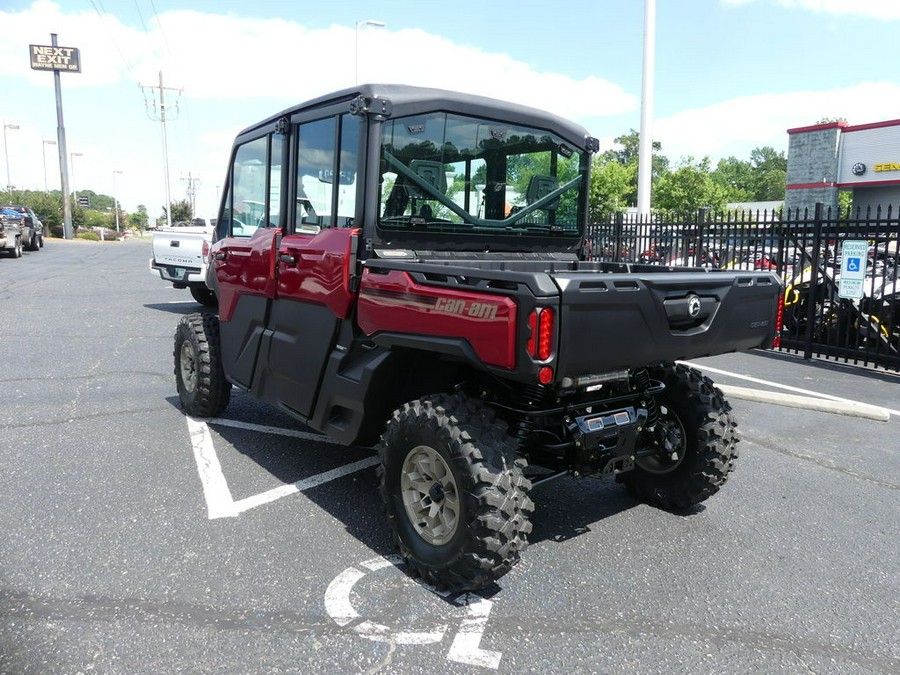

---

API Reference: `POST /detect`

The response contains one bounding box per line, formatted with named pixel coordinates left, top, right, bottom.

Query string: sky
left=1, top=0, right=899, bottom=218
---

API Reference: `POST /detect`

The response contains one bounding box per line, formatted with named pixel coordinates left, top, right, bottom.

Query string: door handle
left=279, top=253, right=297, bottom=265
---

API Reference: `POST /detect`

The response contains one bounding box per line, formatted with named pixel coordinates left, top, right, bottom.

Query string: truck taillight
left=527, top=307, right=555, bottom=360
left=202, top=239, right=210, bottom=261
left=538, top=307, right=554, bottom=360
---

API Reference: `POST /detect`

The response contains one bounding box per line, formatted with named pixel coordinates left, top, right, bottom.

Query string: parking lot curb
left=717, top=384, right=891, bottom=422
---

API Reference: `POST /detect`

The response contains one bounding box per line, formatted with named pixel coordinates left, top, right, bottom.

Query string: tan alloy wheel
left=400, top=445, right=460, bottom=545
left=179, top=341, right=198, bottom=394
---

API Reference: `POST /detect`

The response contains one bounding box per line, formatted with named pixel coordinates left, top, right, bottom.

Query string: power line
left=88, top=0, right=137, bottom=72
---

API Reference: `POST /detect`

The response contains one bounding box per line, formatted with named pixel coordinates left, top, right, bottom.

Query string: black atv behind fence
left=587, top=203, right=900, bottom=372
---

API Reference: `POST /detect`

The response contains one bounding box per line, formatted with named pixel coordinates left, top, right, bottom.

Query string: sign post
left=838, top=240, right=869, bottom=300
left=29, top=35, right=80, bottom=239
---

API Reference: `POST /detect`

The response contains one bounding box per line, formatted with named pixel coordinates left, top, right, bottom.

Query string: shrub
left=76, top=231, right=100, bottom=241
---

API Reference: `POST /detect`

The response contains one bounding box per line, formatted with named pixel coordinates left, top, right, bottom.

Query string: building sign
left=838, top=240, right=868, bottom=300
left=29, top=44, right=81, bottom=72
left=873, top=163, right=900, bottom=172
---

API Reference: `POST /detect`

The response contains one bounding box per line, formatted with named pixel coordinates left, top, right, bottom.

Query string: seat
left=525, top=174, right=560, bottom=210
left=407, top=160, right=447, bottom=198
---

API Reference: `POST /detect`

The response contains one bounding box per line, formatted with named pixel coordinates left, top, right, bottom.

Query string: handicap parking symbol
left=846, top=257, right=861, bottom=273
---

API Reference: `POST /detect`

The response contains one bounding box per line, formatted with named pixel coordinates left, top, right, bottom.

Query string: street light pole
left=70, top=151, right=82, bottom=202
left=3, top=121, right=20, bottom=191
left=355, top=20, right=385, bottom=85
left=113, top=169, right=123, bottom=233
left=636, top=0, right=656, bottom=216
left=43, top=139, right=57, bottom=192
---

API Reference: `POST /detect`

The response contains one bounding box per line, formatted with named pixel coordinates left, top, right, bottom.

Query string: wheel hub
left=636, top=404, right=686, bottom=474
left=428, top=482, right=445, bottom=503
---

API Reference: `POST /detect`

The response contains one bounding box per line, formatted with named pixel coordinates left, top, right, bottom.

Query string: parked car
left=0, top=208, right=25, bottom=258
left=3, top=205, right=43, bottom=250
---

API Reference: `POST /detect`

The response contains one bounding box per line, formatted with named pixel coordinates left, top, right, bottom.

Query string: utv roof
left=237, top=83, right=596, bottom=150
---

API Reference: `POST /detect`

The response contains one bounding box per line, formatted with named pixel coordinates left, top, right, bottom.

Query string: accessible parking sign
left=838, top=240, right=869, bottom=299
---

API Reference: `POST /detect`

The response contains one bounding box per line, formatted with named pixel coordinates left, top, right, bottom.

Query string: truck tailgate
left=553, top=270, right=781, bottom=377
left=152, top=231, right=208, bottom=268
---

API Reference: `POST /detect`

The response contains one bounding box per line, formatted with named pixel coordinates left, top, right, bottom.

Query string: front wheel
left=174, top=312, right=231, bottom=417
left=378, top=394, right=534, bottom=592
left=619, top=363, right=738, bottom=510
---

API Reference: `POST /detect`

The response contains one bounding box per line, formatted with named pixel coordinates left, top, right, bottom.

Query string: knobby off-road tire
left=618, top=362, right=738, bottom=510
left=174, top=312, right=231, bottom=417
left=189, top=286, right=218, bottom=308
left=378, top=394, right=534, bottom=592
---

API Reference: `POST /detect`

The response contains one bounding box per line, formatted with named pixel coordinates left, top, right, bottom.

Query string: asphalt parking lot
left=1, top=239, right=898, bottom=674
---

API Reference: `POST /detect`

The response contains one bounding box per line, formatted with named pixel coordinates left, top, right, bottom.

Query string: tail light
left=202, top=239, right=210, bottom=262
left=538, top=307, right=554, bottom=360
left=527, top=307, right=556, bottom=384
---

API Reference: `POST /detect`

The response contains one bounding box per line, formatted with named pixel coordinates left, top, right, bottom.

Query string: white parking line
left=187, top=416, right=237, bottom=519
left=185, top=416, right=377, bottom=519
left=231, top=457, right=379, bottom=515
left=208, top=417, right=345, bottom=444
left=681, top=360, right=897, bottom=418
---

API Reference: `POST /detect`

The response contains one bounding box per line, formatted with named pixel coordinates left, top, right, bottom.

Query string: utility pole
left=140, top=71, right=182, bottom=228
left=182, top=171, right=200, bottom=217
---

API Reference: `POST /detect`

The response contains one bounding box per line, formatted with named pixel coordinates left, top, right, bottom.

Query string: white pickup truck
left=149, top=218, right=217, bottom=306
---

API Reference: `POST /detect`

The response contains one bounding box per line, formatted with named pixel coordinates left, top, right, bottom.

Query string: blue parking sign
left=839, top=240, right=868, bottom=299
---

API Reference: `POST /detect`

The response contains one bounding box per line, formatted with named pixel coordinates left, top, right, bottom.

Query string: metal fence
left=586, top=204, right=900, bottom=372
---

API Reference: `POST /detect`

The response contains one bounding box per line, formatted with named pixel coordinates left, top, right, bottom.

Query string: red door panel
left=275, top=227, right=359, bottom=317
left=212, top=228, right=280, bottom=321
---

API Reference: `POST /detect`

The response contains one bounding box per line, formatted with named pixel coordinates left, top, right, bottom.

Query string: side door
left=254, top=113, right=362, bottom=419
left=212, top=131, right=285, bottom=390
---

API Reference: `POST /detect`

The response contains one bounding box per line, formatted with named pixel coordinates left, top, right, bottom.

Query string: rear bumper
left=149, top=258, right=206, bottom=286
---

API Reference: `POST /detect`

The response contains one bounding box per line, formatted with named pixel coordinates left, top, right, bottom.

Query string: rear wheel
left=619, top=363, right=738, bottom=510
left=174, top=312, right=231, bottom=417
left=10, top=238, right=22, bottom=258
left=189, top=286, right=218, bottom=307
left=378, top=394, right=534, bottom=591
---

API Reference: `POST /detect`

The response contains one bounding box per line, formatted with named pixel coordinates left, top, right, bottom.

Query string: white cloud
left=0, top=2, right=635, bottom=214
left=721, top=0, right=900, bottom=20
left=652, top=81, right=900, bottom=162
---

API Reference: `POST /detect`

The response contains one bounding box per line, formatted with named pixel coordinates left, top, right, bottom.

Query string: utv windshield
left=378, top=112, right=587, bottom=239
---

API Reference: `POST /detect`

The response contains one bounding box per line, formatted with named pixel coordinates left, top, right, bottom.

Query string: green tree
left=711, top=156, right=754, bottom=202
left=600, top=129, right=669, bottom=206
left=82, top=209, right=109, bottom=229
left=589, top=158, right=634, bottom=222
left=748, top=146, right=787, bottom=200
left=165, top=199, right=193, bottom=223
left=129, top=204, right=149, bottom=231
left=653, top=157, right=729, bottom=213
